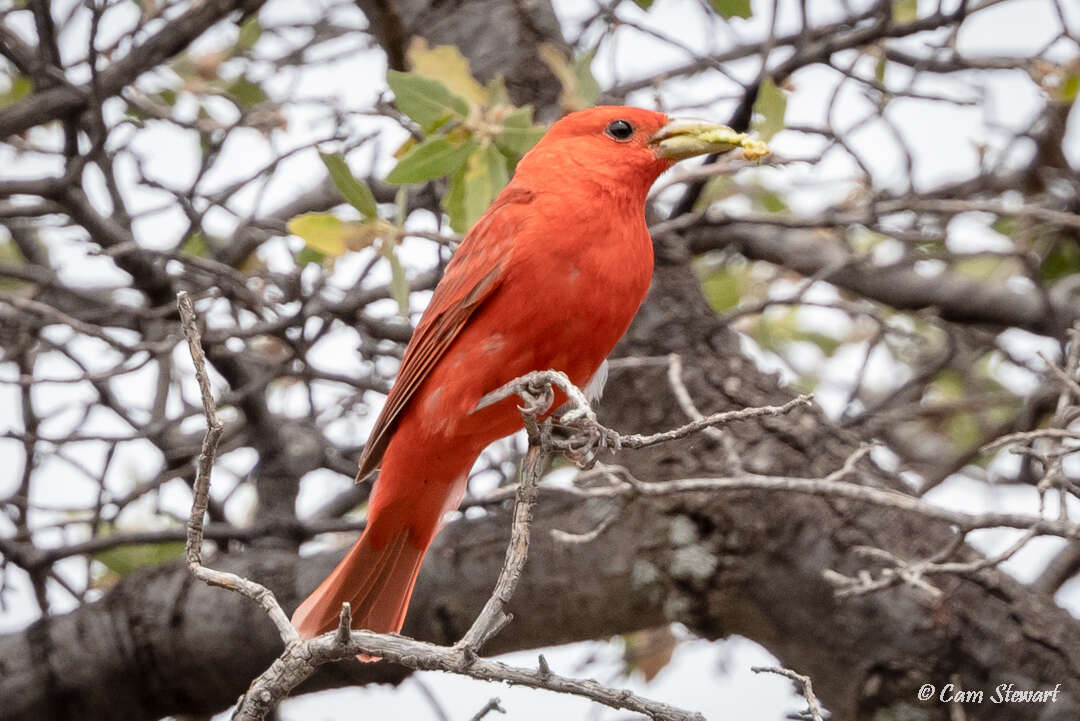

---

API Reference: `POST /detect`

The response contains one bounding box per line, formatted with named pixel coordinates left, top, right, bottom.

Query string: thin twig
left=178, top=291, right=299, bottom=647
left=457, top=443, right=543, bottom=653
left=752, top=666, right=825, bottom=721
left=468, top=697, right=507, bottom=721
left=619, top=394, right=813, bottom=450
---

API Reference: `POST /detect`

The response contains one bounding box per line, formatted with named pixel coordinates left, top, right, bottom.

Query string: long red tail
left=291, top=521, right=425, bottom=640
left=293, top=414, right=475, bottom=647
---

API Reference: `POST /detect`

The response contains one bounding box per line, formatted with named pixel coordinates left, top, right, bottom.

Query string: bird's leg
left=545, top=412, right=622, bottom=470
left=480, top=371, right=620, bottom=468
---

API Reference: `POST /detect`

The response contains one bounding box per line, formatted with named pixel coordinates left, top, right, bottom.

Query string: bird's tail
left=291, top=521, right=425, bottom=645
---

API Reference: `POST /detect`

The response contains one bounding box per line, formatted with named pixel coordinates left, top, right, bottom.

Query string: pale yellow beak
left=649, top=118, right=770, bottom=161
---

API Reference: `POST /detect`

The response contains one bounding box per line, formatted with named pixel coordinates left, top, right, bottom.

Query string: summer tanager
left=292, top=106, right=763, bottom=640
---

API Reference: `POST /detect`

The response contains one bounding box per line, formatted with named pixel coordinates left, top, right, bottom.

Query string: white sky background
left=1, top=0, right=1080, bottom=719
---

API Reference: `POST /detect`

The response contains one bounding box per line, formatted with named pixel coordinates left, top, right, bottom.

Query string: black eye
left=605, top=119, right=634, bottom=141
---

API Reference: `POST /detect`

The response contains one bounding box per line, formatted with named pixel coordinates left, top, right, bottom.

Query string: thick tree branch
left=683, top=222, right=1078, bottom=336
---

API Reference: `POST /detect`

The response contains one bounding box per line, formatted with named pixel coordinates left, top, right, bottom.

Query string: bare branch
left=566, top=452, right=1080, bottom=540
left=752, top=666, right=825, bottom=721
left=178, top=291, right=299, bottom=647
left=237, top=629, right=705, bottom=721
left=456, top=444, right=543, bottom=653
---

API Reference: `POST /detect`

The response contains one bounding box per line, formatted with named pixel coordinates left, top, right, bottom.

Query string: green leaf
left=571, top=50, right=601, bottom=108
left=386, top=136, right=475, bottom=185
left=288, top=213, right=347, bottom=257
left=295, top=246, right=327, bottom=267
left=444, top=144, right=509, bottom=233
left=486, top=74, right=511, bottom=108
left=757, top=189, right=788, bottom=214
left=701, top=266, right=745, bottom=312
left=0, top=234, right=25, bottom=262
left=124, top=101, right=150, bottom=121
left=0, top=74, right=32, bottom=109
left=405, top=40, right=487, bottom=107
left=495, top=106, right=545, bottom=157
left=443, top=162, right=469, bottom=232
left=470, top=144, right=509, bottom=219
left=180, top=231, right=209, bottom=258
left=752, top=307, right=797, bottom=353
left=95, top=540, right=185, bottom=578
left=0, top=235, right=28, bottom=290
left=320, top=152, right=379, bottom=218
left=793, top=330, right=842, bottom=357
left=1054, top=72, right=1078, bottom=104
left=954, top=255, right=1019, bottom=280
left=848, top=226, right=889, bottom=252
left=224, top=75, right=267, bottom=109
left=751, top=76, right=786, bottom=141
left=891, top=0, right=917, bottom=23
left=385, top=186, right=411, bottom=316
left=710, top=0, right=752, bottom=19
left=991, top=215, right=1016, bottom=238
left=875, top=55, right=887, bottom=85
left=236, top=16, right=261, bottom=52
left=286, top=213, right=377, bottom=258
left=382, top=240, right=410, bottom=317
left=631, top=0, right=654, bottom=9
left=932, top=368, right=965, bottom=400
left=1064, top=73, right=1079, bottom=103
left=1042, top=240, right=1080, bottom=283
left=944, top=411, right=980, bottom=449
left=387, top=70, right=470, bottom=133
left=395, top=186, right=409, bottom=226
left=538, top=44, right=600, bottom=111
left=693, top=176, right=736, bottom=212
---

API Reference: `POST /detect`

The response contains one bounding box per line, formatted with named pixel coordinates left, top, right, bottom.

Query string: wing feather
left=355, top=186, right=534, bottom=481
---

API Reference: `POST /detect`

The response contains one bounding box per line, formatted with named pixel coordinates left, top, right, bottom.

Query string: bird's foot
left=516, top=378, right=556, bottom=417
left=545, top=416, right=622, bottom=469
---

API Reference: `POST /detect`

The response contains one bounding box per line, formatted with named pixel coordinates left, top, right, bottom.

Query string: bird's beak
left=649, top=118, right=770, bottom=161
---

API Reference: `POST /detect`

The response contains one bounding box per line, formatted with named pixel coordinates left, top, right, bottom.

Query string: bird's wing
left=355, top=186, right=535, bottom=481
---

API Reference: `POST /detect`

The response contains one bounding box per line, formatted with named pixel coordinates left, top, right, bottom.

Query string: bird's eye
left=605, top=119, right=634, bottom=141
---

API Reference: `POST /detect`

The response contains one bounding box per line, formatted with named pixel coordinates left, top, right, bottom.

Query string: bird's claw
left=547, top=417, right=621, bottom=470
left=517, top=380, right=555, bottom=417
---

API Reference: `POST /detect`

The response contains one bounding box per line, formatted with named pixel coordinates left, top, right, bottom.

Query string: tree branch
left=0, top=0, right=269, bottom=139
left=683, top=222, right=1077, bottom=336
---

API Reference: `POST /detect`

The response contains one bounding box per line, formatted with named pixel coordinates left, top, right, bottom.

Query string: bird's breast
left=415, top=203, right=654, bottom=445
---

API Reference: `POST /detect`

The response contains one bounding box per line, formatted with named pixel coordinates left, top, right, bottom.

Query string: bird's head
left=514, top=105, right=767, bottom=200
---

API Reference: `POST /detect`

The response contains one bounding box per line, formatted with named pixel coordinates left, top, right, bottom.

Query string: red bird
left=292, top=106, right=756, bottom=640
